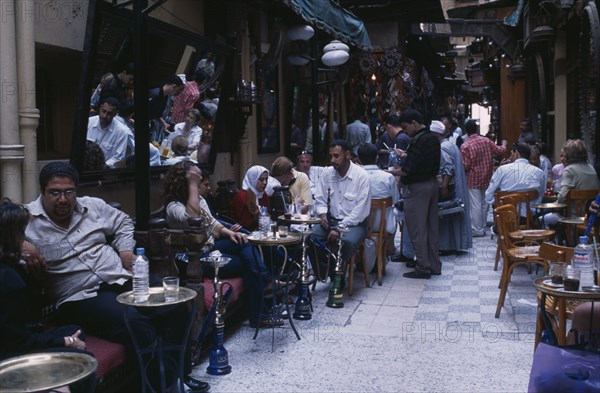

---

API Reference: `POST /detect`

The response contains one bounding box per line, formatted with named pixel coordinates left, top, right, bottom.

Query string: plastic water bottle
left=573, top=236, right=594, bottom=288
left=133, top=247, right=149, bottom=303
left=388, top=149, right=396, bottom=169
left=259, top=206, right=270, bottom=238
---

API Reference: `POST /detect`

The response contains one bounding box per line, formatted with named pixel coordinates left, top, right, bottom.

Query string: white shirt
left=363, top=164, right=400, bottom=234
left=303, top=166, right=325, bottom=197
left=314, top=161, right=371, bottom=227
left=149, top=143, right=161, bottom=166
left=485, top=158, right=546, bottom=214
left=167, top=123, right=203, bottom=148
left=87, top=116, right=130, bottom=167
left=114, top=115, right=135, bottom=153
left=162, top=155, right=195, bottom=166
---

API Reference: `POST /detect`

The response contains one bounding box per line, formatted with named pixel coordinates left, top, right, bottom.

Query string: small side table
left=531, top=202, right=566, bottom=229
left=117, top=287, right=197, bottom=393
left=557, top=216, right=585, bottom=246
left=0, top=352, right=97, bottom=393
left=533, top=277, right=600, bottom=348
left=247, top=232, right=302, bottom=351
left=509, top=229, right=555, bottom=243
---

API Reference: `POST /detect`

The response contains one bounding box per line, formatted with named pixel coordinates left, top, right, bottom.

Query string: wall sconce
left=321, top=40, right=350, bottom=67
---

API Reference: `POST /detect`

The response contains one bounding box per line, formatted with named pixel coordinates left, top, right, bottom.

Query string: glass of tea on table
left=549, top=262, right=567, bottom=284
left=563, top=268, right=581, bottom=291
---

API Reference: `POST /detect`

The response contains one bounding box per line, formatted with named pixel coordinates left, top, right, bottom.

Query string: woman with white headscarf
left=232, top=165, right=270, bottom=230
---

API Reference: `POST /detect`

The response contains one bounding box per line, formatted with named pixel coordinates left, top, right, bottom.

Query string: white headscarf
left=242, top=165, right=269, bottom=204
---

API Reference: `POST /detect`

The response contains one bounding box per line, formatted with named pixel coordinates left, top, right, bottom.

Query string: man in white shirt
left=357, top=143, right=399, bottom=254
left=311, top=140, right=371, bottom=284
left=485, top=143, right=546, bottom=219
left=86, top=97, right=130, bottom=168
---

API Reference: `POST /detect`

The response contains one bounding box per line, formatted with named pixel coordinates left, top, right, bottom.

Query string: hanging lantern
left=323, top=40, right=350, bottom=53
left=321, top=50, right=350, bottom=67
left=321, top=40, right=350, bottom=67
left=287, top=25, right=314, bottom=41
left=287, top=53, right=311, bottom=66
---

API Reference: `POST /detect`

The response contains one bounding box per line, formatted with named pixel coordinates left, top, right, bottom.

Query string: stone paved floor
left=191, top=229, right=544, bottom=392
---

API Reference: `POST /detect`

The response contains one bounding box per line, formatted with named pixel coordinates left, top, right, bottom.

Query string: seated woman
left=163, top=162, right=271, bottom=327
left=543, top=139, right=600, bottom=227
left=0, top=198, right=95, bottom=392
left=167, top=108, right=203, bottom=152
left=231, top=165, right=271, bottom=231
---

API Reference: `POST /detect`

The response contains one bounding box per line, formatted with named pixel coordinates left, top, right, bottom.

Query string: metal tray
left=581, top=286, right=600, bottom=293
left=0, top=352, right=97, bottom=392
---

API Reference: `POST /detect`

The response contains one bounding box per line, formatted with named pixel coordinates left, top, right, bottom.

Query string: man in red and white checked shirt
left=170, top=71, right=202, bottom=124
left=460, top=120, right=507, bottom=236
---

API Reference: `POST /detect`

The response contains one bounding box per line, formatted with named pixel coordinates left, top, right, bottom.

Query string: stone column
left=0, top=0, right=25, bottom=201
left=16, top=0, right=40, bottom=201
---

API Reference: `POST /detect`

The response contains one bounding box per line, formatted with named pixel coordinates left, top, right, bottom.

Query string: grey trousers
left=311, top=221, right=367, bottom=263
left=403, top=178, right=441, bottom=274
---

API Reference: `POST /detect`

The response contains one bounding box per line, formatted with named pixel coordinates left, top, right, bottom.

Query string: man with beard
left=86, top=96, right=130, bottom=168
left=311, top=140, right=371, bottom=285
left=21, top=162, right=211, bottom=393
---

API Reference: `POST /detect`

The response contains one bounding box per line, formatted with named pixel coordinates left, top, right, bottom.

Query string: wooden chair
left=565, top=189, right=599, bottom=217
left=368, top=197, right=393, bottom=286
left=520, top=189, right=540, bottom=229
left=494, top=204, right=548, bottom=318
left=565, top=189, right=599, bottom=243
left=492, top=189, right=538, bottom=233
left=348, top=197, right=394, bottom=293
left=347, top=241, right=369, bottom=296
left=492, top=193, right=523, bottom=271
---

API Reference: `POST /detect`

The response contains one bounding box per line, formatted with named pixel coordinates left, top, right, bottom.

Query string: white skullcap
left=430, top=120, right=445, bottom=134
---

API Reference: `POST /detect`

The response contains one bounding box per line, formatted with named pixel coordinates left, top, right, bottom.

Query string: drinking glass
left=163, top=276, right=180, bottom=301
left=278, top=225, right=288, bottom=238
left=549, top=262, right=566, bottom=284
left=285, top=204, right=294, bottom=219
left=294, top=202, right=302, bottom=218
left=563, top=268, right=581, bottom=291
left=308, top=204, right=317, bottom=218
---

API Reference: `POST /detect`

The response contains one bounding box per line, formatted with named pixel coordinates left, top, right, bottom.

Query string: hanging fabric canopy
left=282, top=0, right=372, bottom=50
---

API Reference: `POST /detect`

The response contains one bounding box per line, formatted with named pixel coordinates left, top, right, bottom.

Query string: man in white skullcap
left=430, top=120, right=472, bottom=253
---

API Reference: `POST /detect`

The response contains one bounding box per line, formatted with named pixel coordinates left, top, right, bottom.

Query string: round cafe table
left=533, top=277, right=600, bottom=348
left=279, top=214, right=321, bottom=321
left=117, top=287, right=197, bottom=393
left=557, top=216, right=586, bottom=246
left=247, top=232, right=302, bottom=351
left=0, top=352, right=97, bottom=393
left=508, top=229, right=555, bottom=242
left=531, top=202, right=566, bottom=229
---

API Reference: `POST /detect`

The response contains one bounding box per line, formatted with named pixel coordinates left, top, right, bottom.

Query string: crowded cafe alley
left=1, top=0, right=600, bottom=392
